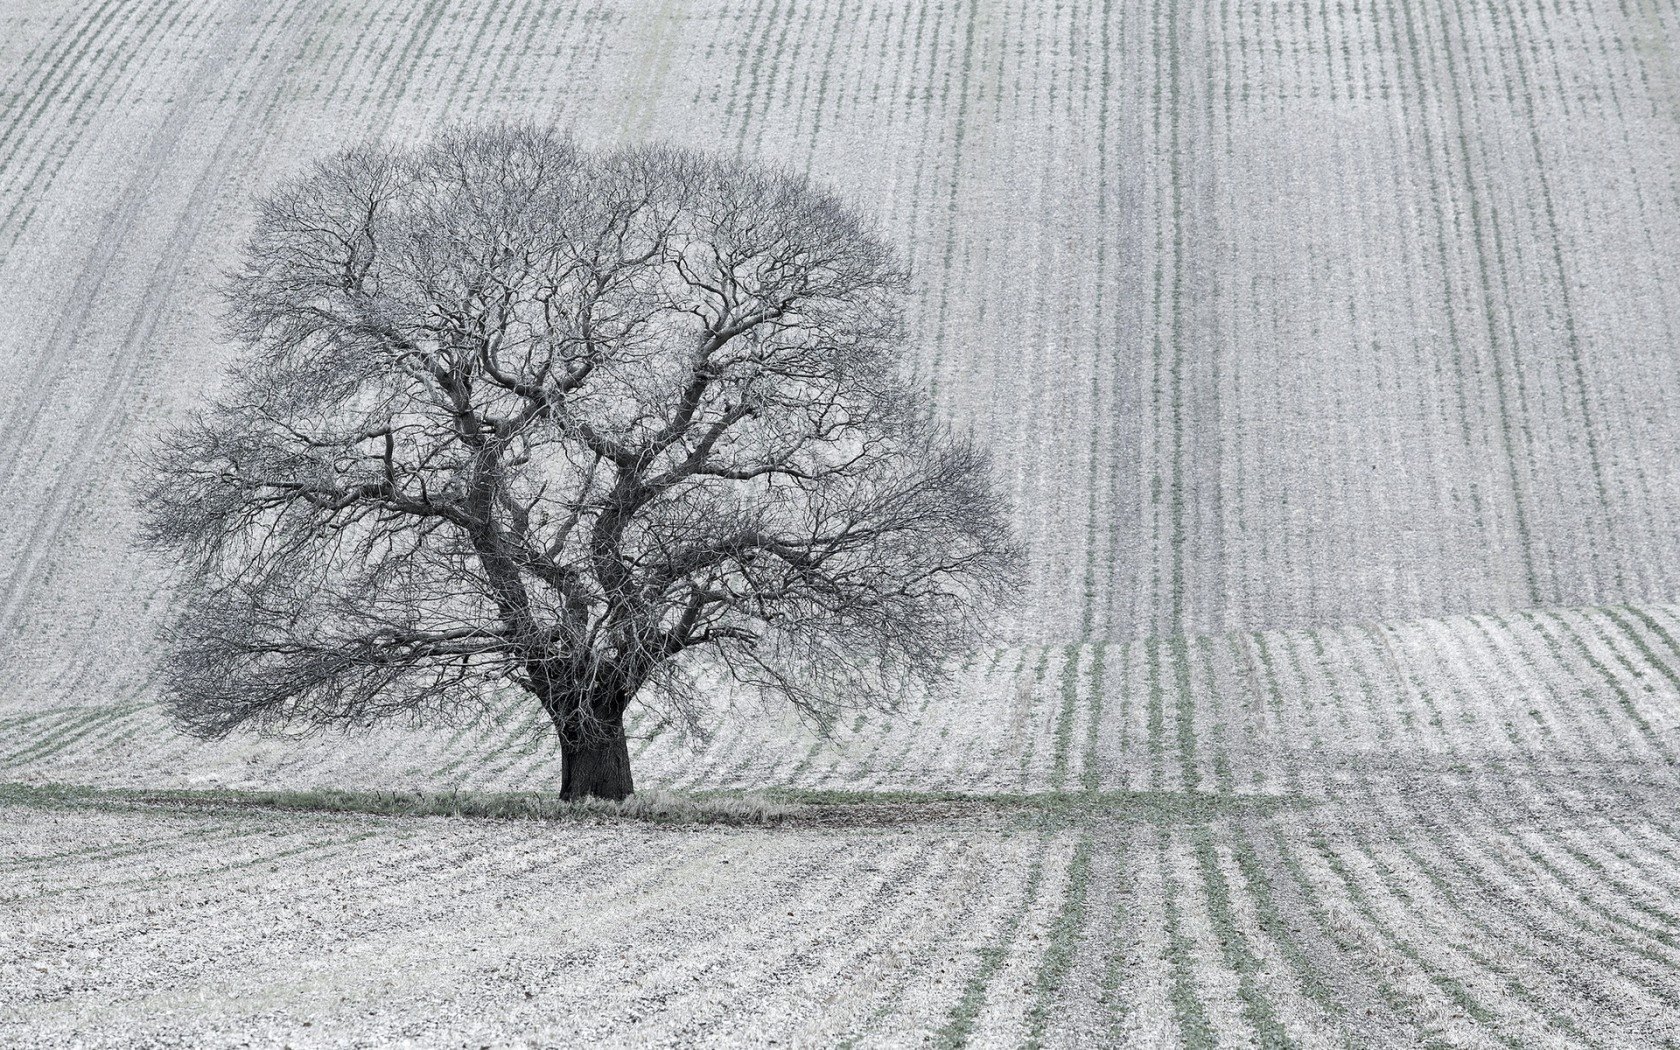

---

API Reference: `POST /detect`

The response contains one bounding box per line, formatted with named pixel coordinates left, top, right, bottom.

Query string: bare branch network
left=141, top=124, right=1019, bottom=799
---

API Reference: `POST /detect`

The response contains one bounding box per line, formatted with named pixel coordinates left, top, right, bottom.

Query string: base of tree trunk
left=560, top=721, right=634, bottom=801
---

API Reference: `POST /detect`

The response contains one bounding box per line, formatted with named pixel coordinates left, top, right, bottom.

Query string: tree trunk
left=559, top=713, right=634, bottom=801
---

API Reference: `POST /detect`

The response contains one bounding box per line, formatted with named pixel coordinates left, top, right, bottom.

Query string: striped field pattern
left=4, top=0, right=1680, bottom=1044
left=7, top=600, right=1680, bottom=1043
left=8, top=790, right=1680, bottom=1046
left=8, top=602, right=1680, bottom=1043
left=8, top=601, right=1680, bottom=799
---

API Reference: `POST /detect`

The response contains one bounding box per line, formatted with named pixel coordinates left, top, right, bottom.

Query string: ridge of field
left=7, top=599, right=1679, bottom=804
left=4, top=0, right=1680, bottom=720
left=8, top=599, right=1680, bottom=1044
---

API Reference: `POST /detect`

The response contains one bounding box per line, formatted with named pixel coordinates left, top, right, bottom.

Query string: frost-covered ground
left=8, top=601, right=1680, bottom=1045
left=6, top=0, right=1680, bottom=1045
left=8, top=602, right=1680, bottom=800
left=6, top=756, right=1680, bottom=1047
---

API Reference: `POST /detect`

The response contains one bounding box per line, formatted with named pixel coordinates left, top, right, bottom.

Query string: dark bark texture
left=560, top=716, right=634, bottom=801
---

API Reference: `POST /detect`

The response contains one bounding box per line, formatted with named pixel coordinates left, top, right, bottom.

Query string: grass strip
left=1051, top=644, right=1083, bottom=789
left=1164, top=871, right=1218, bottom=1048
left=1080, top=642, right=1110, bottom=793
left=1099, top=832, right=1136, bottom=1043
left=0, top=781, right=790, bottom=827
left=0, top=781, right=1313, bottom=830
left=766, top=785, right=1309, bottom=823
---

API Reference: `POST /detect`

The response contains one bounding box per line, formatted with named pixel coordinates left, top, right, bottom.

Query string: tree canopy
left=142, top=125, right=1018, bottom=799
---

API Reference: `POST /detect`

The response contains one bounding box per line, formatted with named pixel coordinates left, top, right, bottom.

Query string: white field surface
left=6, top=0, right=1680, bottom=1046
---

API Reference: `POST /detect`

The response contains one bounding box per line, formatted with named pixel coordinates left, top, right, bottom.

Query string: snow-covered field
left=5, top=0, right=1680, bottom=1045
left=7, top=699, right=1680, bottom=1046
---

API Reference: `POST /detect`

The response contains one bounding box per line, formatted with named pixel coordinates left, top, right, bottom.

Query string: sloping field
left=5, top=0, right=1680, bottom=1046
left=4, top=0, right=1680, bottom=699
left=8, top=786, right=1680, bottom=1047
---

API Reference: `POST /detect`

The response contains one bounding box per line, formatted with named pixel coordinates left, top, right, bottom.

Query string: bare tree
left=140, top=125, right=1018, bottom=800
